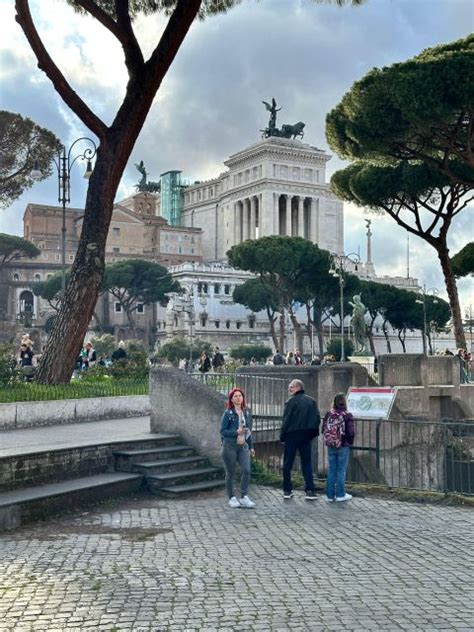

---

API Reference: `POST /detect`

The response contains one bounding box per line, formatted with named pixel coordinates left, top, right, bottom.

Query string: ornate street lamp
left=329, top=252, right=361, bottom=362
left=32, top=137, right=97, bottom=300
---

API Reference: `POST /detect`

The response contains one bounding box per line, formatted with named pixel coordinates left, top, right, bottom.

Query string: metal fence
left=193, top=372, right=474, bottom=496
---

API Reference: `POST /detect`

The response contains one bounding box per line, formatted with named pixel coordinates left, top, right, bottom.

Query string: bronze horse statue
left=281, top=121, right=305, bottom=139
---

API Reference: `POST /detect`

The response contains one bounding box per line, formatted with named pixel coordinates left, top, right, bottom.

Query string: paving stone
left=0, top=487, right=473, bottom=630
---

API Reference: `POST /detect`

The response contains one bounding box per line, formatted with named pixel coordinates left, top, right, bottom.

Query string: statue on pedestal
left=260, top=98, right=305, bottom=140
left=349, top=294, right=368, bottom=355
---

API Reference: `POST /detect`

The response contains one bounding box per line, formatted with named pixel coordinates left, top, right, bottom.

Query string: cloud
left=1, top=0, right=472, bottom=310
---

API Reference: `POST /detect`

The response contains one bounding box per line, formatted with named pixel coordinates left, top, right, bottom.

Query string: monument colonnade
left=232, top=192, right=320, bottom=244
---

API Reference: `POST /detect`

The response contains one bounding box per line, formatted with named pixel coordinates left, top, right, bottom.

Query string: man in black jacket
left=280, top=379, right=321, bottom=500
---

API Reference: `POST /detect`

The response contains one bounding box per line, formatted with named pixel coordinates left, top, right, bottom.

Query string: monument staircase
left=0, top=432, right=224, bottom=531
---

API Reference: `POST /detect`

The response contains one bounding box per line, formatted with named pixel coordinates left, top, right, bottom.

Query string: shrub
left=90, top=333, right=116, bottom=360
left=228, top=344, right=272, bottom=364
left=0, top=342, right=21, bottom=386
left=157, top=337, right=212, bottom=366
left=325, top=337, right=354, bottom=361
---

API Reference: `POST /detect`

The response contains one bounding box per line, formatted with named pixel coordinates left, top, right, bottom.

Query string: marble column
left=234, top=201, right=242, bottom=244
left=242, top=198, right=250, bottom=241
left=250, top=196, right=257, bottom=239
left=310, top=197, right=319, bottom=243
left=298, top=196, right=304, bottom=237
left=286, top=195, right=292, bottom=237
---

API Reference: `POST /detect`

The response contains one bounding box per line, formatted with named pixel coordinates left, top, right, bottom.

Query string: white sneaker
left=335, top=493, right=353, bottom=502
left=228, top=496, right=240, bottom=508
left=325, top=497, right=335, bottom=503
left=239, top=495, right=255, bottom=509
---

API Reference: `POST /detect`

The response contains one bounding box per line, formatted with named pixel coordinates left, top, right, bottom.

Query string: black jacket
left=280, top=389, right=321, bottom=442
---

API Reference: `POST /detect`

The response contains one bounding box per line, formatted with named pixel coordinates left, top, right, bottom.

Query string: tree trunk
left=398, top=328, right=406, bottom=353
left=123, top=305, right=137, bottom=339
left=279, top=309, right=286, bottom=353
left=288, top=308, right=303, bottom=352
left=266, top=308, right=279, bottom=350
left=36, top=142, right=126, bottom=383
left=382, top=319, right=392, bottom=353
left=426, top=330, right=433, bottom=355
left=436, top=241, right=466, bottom=349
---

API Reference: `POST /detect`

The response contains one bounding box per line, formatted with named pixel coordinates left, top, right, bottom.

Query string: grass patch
left=0, top=379, right=148, bottom=403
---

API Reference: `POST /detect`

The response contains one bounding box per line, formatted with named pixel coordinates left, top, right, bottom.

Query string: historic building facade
left=181, top=136, right=343, bottom=260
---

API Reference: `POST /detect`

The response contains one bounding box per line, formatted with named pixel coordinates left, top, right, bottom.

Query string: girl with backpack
left=322, top=393, right=355, bottom=502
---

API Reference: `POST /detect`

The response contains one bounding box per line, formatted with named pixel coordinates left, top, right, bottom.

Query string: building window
left=225, top=320, right=230, bottom=329
left=55, top=254, right=60, bottom=261
left=224, top=284, right=231, bottom=295
left=34, top=274, right=41, bottom=282
left=113, top=227, right=120, bottom=236
left=68, top=254, right=74, bottom=262
left=214, top=284, right=221, bottom=295
left=200, top=313, right=208, bottom=327
left=136, top=303, right=145, bottom=314
left=13, top=273, right=19, bottom=281
left=113, top=247, right=120, bottom=253
left=236, top=321, right=241, bottom=330
left=114, top=302, right=122, bottom=313
left=215, top=320, right=220, bottom=328
left=248, top=315, right=256, bottom=329
left=198, top=282, right=208, bottom=295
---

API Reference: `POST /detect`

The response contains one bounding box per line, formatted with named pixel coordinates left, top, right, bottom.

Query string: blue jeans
left=282, top=430, right=315, bottom=494
left=222, top=442, right=251, bottom=498
left=326, top=446, right=350, bottom=499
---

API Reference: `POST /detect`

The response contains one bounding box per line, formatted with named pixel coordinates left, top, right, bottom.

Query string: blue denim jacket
left=220, top=407, right=253, bottom=450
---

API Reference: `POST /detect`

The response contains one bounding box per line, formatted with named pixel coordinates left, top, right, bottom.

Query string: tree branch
left=15, top=0, right=108, bottom=140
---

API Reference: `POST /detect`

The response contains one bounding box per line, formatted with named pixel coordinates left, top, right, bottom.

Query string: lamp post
left=415, top=285, right=439, bottom=355
left=329, top=252, right=361, bottom=362
left=32, top=137, right=97, bottom=299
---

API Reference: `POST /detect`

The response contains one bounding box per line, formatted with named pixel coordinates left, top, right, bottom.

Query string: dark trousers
left=283, top=430, right=315, bottom=494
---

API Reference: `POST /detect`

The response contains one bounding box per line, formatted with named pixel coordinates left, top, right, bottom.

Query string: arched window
left=19, top=290, right=34, bottom=314
left=13, top=273, right=19, bottom=282
left=34, top=274, right=41, bottom=282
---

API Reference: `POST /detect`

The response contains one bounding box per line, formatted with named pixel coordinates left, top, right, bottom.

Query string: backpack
left=273, top=353, right=284, bottom=365
left=323, top=410, right=346, bottom=448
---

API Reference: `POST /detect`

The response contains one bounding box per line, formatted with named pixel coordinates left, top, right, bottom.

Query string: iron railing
left=194, top=372, right=474, bottom=496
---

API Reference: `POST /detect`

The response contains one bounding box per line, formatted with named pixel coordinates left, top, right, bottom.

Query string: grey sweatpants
left=222, top=442, right=251, bottom=498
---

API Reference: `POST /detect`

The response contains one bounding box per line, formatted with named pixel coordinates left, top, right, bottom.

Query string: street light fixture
left=32, top=137, right=97, bottom=300
left=329, top=252, right=361, bottom=362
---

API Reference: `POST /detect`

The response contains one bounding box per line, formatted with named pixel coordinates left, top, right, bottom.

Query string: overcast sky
left=0, top=0, right=472, bottom=312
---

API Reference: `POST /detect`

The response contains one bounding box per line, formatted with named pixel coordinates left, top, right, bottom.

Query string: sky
left=0, top=0, right=473, bottom=312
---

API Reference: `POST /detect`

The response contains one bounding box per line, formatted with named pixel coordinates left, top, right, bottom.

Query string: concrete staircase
left=0, top=433, right=224, bottom=530
left=113, top=437, right=225, bottom=497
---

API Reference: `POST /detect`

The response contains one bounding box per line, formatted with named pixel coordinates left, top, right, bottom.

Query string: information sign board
left=347, top=387, right=397, bottom=420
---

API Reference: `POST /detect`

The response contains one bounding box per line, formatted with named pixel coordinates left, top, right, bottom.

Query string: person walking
left=220, top=388, right=256, bottom=508
left=212, top=346, right=225, bottom=372
left=198, top=351, right=211, bottom=374
left=322, top=393, right=355, bottom=502
left=280, top=379, right=320, bottom=500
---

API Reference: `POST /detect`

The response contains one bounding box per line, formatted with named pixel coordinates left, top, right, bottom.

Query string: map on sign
left=347, top=387, right=397, bottom=420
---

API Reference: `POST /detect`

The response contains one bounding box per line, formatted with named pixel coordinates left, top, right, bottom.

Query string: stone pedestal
left=348, top=355, right=375, bottom=375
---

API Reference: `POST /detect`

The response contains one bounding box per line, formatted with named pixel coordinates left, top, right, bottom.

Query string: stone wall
left=0, top=395, right=150, bottom=431
left=379, top=354, right=461, bottom=387
left=149, top=367, right=226, bottom=467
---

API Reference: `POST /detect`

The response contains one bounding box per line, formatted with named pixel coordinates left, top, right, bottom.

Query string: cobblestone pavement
left=0, top=487, right=473, bottom=631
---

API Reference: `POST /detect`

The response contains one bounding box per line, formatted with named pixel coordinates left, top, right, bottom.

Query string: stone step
left=113, top=445, right=196, bottom=470
left=0, top=472, right=143, bottom=531
left=156, top=479, right=226, bottom=497
left=147, top=466, right=224, bottom=490
left=131, top=455, right=210, bottom=475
